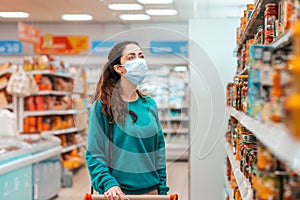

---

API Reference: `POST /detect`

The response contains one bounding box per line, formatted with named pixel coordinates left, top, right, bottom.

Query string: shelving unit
left=227, top=106, right=300, bottom=175
left=23, top=109, right=86, bottom=117
left=0, top=68, right=14, bottom=77
left=10, top=61, right=88, bottom=173
left=225, top=143, right=253, bottom=200
left=143, top=65, right=190, bottom=160
left=33, top=90, right=72, bottom=96
left=270, top=30, right=293, bottom=49
left=62, top=143, right=84, bottom=154
left=0, top=83, right=7, bottom=91
left=26, top=70, right=72, bottom=79
left=0, top=64, right=15, bottom=110
left=41, top=126, right=86, bottom=136
left=237, top=0, right=278, bottom=50
left=226, top=1, right=300, bottom=198
left=224, top=171, right=234, bottom=200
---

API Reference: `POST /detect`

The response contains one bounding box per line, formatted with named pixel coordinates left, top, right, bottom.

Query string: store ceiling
left=0, top=0, right=253, bottom=23
left=0, top=0, right=193, bottom=23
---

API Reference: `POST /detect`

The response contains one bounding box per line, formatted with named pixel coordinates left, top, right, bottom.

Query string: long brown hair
left=94, top=41, right=145, bottom=125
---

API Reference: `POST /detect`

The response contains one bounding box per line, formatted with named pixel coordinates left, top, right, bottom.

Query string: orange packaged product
left=24, top=117, right=30, bottom=132
left=37, top=117, right=43, bottom=132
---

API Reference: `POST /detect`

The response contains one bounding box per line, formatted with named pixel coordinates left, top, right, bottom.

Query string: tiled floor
left=54, top=161, right=189, bottom=200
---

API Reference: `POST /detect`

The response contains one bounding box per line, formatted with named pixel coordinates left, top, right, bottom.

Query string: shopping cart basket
left=83, top=193, right=179, bottom=200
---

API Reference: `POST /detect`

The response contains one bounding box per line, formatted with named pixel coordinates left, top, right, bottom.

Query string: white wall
left=0, top=22, right=188, bottom=66
left=188, top=18, right=237, bottom=199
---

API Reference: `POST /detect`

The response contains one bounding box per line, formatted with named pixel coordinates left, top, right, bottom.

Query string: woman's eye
left=128, top=56, right=134, bottom=60
left=139, top=55, right=144, bottom=59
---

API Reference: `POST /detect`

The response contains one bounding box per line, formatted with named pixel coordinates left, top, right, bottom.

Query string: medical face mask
left=123, top=58, right=148, bottom=85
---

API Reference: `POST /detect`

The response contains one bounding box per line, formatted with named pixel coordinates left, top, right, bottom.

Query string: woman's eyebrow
left=125, top=52, right=143, bottom=56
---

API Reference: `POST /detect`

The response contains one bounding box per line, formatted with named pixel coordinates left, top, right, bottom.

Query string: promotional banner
left=150, top=41, right=188, bottom=55
left=0, top=40, right=22, bottom=55
left=34, top=35, right=89, bottom=54
left=18, top=22, right=41, bottom=44
left=91, top=40, right=117, bottom=55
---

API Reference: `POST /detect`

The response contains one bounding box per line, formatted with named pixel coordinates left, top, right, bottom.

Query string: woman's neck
left=120, top=77, right=138, bottom=102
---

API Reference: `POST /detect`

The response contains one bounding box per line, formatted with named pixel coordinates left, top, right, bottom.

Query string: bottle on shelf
left=270, top=67, right=283, bottom=122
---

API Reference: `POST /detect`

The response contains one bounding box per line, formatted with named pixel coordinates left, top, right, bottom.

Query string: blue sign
left=0, top=40, right=22, bottom=55
left=92, top=41, right=117, bottom=55
left=150, top=41, right=188, bottom=55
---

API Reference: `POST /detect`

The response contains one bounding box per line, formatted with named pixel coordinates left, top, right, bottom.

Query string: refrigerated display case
left=20, top=134, right=62, bottom=200
left=0, top=138, right=33, bottom=200
left=0, top=135, right=62, bottom=200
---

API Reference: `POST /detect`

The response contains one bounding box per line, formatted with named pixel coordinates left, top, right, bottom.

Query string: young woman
left=86, top=41, right=169, bottom=200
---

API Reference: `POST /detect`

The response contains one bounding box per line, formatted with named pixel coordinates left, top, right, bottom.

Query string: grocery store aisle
left=54, top=161, right=189, bottom=200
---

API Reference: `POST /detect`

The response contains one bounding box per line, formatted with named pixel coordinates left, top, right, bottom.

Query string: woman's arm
left=85, top=101, right=120, bottom=193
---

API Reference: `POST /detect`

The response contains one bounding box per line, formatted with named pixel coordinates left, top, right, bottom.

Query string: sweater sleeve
left=85, top=101, right=119, bottom=193
left=152, top=101, right=170, bottom=195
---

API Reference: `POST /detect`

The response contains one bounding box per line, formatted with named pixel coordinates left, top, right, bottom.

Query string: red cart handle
left=83, top=193, right=178, bottom=200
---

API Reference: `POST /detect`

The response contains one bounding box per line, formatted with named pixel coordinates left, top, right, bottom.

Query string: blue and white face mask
left=123, top=58, right=148, bottom=85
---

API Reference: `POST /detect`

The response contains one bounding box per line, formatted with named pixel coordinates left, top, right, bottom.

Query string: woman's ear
left=113, top=65, right=123, bottom=75
left=113, top=65, right=126, bottom=75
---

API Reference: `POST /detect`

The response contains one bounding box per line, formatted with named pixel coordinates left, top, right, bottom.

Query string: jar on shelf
left=256, top=25, right=264, bottom=44
left=264, top=3, right=278, bottom=44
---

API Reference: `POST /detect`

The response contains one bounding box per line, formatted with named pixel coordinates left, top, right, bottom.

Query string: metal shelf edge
left=225, top=143, right=253, bottom=200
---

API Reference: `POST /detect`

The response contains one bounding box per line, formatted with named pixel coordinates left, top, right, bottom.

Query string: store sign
left=0, top=40, right=22, bottom=55
left=150, top=41, right=188, bottom=55
left=18, top=22, right=41, bottom=44
left=34, top=35, right=89, bottom=55
left=91, top=40, right=117, bottom=55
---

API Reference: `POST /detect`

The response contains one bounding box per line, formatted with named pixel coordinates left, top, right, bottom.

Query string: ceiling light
left=146, top=9, right=178, bottom=16
left=108, top=3, right=143, bottom=11
left=174, top=66, right=187, bottom=72
left=138, top=0, right=173, bottom=4
left=62, top=14, right=93, bottom=21
left=120, top=14, right=150, bottom=21
left=0, top=12, right=29, bottom=18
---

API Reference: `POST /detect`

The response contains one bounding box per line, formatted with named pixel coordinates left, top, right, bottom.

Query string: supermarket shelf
left=23, top=109, right=86, bottom=117
left=1, top=103, right=13, bottom=110
left=224, top=172, right=234, bottom=200
left=227, top=106, right=300, bottom=175
left=26, top=70, right=72, bottom=79
left=237, top=0, right=278, bottom=50
left=225, top=143, right=253, bottom=200
left=163, top=128, right=189, bottom=134
left=42, top=126, right=86, bottom=135
left=33, top=90, right=72, bottom=96
left=61, top=143, right=83, bottom=154
left=165, top=143, right=189, bottom=160
left=270, top=30, right=293, bottom=50
left=236, top=66, right=249, bottom=76
left=0, top=83, right=7, bottom=90
left=0, top=68, right=13, bottom=77
left=158, top=105, right=189, bottom=109
left=160, top=116, right=189, bottom=121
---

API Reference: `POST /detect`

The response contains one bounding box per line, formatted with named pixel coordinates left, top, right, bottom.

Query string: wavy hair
left=94, top=41, right=145, bottom=125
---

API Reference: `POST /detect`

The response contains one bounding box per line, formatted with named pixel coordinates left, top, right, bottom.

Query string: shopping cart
left=83, top=193, right=179, bottom=200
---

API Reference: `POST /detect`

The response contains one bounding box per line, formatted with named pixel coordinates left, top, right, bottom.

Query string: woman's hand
left=104, top=186, right=126, bottom=200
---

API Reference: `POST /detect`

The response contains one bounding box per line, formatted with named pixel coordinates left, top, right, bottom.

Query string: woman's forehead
left=123, top=44, right=142, bottom=55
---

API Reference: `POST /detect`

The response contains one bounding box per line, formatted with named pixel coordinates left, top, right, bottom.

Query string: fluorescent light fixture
left=138, top=0, right=173, bottom=4
left=146, top=9, right=178, bottom=16
left=62, top=14, right=93, bottom=21
left=174, top=66, right=187, bottom=72
left=108, top=3, right=143, bottom=11
left=120, top=14, right=150, bottom=21
left=0, top=12, right=29, bottom=18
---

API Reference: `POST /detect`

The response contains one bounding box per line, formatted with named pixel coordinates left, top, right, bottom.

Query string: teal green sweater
left=86, top=96, right=169, bottom=195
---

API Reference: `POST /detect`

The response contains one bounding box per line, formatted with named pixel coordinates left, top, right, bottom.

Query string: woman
left=86, top=41, right=169, bottom=200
